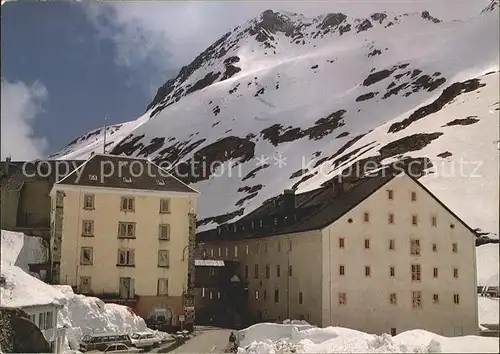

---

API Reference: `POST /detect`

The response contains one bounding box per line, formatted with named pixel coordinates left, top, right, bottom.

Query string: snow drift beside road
left=237, top=323, right=499, bottom=353
left=1, top=230, right=47, bottom=278
left=476, top=243, right=499, bottom=287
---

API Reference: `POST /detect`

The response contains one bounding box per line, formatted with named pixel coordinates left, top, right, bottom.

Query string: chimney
left=283, top=189, right=296, bottom=212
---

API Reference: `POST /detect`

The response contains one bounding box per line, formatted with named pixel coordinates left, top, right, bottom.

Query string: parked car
left=103, top=343, right=142, bottom=353
left=129, top=332, right=162, bottom=349
left=79, top=333, right=132, bottom=352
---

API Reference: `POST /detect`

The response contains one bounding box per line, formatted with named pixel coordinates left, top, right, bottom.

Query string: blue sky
left=1, top=0, right=485, bottom=160
left=1, top=1, right=177, bottom=156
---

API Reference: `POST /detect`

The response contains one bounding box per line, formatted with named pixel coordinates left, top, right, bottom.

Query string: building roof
left=54, top=154, right=198, bottom=194
left=0, top=160, right=85, bottom=186
left=197, top=164, right=478, bottom=242
left=198, top=167, right=397, bottom=242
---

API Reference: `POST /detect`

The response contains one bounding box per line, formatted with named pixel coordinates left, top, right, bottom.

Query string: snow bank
left=476, top=243, right=499, bottom=287
left=478, top=296, right=500, bottom=326
left=237, top=323, right=499, bottom=353
left=1, top=230, right=47, bottom=278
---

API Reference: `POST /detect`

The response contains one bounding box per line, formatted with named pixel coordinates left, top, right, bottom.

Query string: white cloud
left=84, top=0, right=489, bottom=74
left=1, top=79, right=49, bottom=160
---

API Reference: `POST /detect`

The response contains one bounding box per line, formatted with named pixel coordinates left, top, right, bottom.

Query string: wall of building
left=321, top=173, right=478, bottom=336
left=17, top=180, right=51, bottom=228
left=51, top=185, right=196, bottom=320
left=200, top=229, right=324, bottom=326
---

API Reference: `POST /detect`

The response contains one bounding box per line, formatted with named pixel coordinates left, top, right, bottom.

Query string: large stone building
left=197, top=167, right=479, bottom=336
left=49, top=154, right=199, bottom=327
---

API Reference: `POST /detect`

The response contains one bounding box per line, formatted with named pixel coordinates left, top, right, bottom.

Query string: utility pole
left=103, top=115, right=108, bottom=154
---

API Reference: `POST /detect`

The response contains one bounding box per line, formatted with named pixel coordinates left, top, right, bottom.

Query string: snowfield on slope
left=236, top=323, right=499, bottom=353
left=52, top=7, right=499, bottom=237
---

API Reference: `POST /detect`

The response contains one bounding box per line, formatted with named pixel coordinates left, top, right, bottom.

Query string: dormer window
left=156, top=179, right=165, bottom=186
left=259, top=220, right=263, bottom=227
left=89, top=174, right=98, bottom=181
left=123, top=177, right=132, bottom=183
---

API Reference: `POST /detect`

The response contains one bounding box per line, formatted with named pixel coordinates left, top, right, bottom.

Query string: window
left=454, top=268, right=459, bottom=278
left=454, top=294, right=460, bottom=304
left=210, top=249, right=214, bottom=257
left=244, top=265, right=248, bottom=279
left=218, top=248, right=221, bottom=257
left=217, top=292, right=221, bottom=299
left=339, top=265, right=345, bottom=276
left=412, top=291, right=422, bottom=308
left=209, top=291, right=213, bottom=300
left=364, top=212, right=370, bottom=223
left=160, top=199, right=170, bottom=213
left=264, top=242, right=268, bottom=252
left=274, top=289, right=279, bottom=303
left=254, top=264, right=259, bottom=279
left=277, top=240, right=281, bottom=252
left=255, top=290, right=259, bottom=300
left=390, top=266, right=395, bottom=277
left=159, top=224, right=170, bottom=240
left=432, top=243, right=437, bottom=252
left=365, top=266, right=371, bottom=277
left=387, top=189, right=394, bottom=200
left=390, top=293, right=397, bottom=305
left=388, top=213, right=394, bottom=224
left=299, top=292, right=303, bottom=305
left=433, top=268, right=439, bottom=278
left=452, top=243, right=458, bottom=253
left=338, top=292, right=347, bottom=305
left=118, top=222, right=135, bottom=238
left=276, top=265, right=281, bottom=278
left=234, top=245, right=238, bottom=257
left=364, top=239, right=370, bottom=249
left=266, top=264, right=270, bottom=279
left=158, top=250, right=170, bottom=267
left=82, top=220, right=94, bottom=236
left=80, top=247, right=93, bottom=265
left=117, top=249, right=135, bottom=266
left=411, top=191, right=417, bottom=202
left=202, top=288, right=206, bottom=298
left=201, top=249, right=207, bottom=258
left=38, top=312, right=45, bottom=329
left=433, top=294, right=439, bottom=304
left=391, top=328, right=397, bottom=336
left=245, top=245, right=249, bottom=255
left=79, top=276, right=91, bottom=293
left=158, top=278, right=168, bottom=296
left=339, top=238, right=345, bottom=249
left=83, top=194, right=94, bottom=210
left=120, top=197, right=134, bottom=211
left=431, top=215, right=437, bottom=227
left=412, top=215, right=418, bottom=226
left=411, top=264, right=421, bottom=282
left=288, top=265, right=292, bottom=277
left=389, top=239, right=395, bottom=250
left=289, top=240, right=293, bottom=251
left=225, top=247, right=228, bottom=256
left=410, top=239, right=421, bottom=255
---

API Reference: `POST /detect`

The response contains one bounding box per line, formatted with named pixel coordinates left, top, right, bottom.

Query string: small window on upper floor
left=452, top=243, right=458, bottom=253
left=431, top=215, right=437, bottom=227
left=83, top=194, right=95, bottom=210
left=411, top=191, right=417, bottom=202
left=160, top=199, right=170, bottom=213
left=234, top=245, right=238, bottom=258
left=364, top=212, right=370, bottom=223
left=412, top=215, right=418, bottom=226
left=82, top=220, right=94, bottom=237
left=387, top=189, right=394, bottom=200
left=389, top=239, right=395, bottom=250
left=159, top=224, right=170, bottom=240
left=365, top=265, right=371, bottom=277
left=390, top=266, right=395, bottom=277
left=121, top=197, right=134, bottom=212
left=156, top=179, right=165, bottom=186
left=339, top=238, right=345, bottom=249
left=410, top=239, right=421, bottom=256
left=454, top=268, right=459, bottom=278
left=245, top=245, right=249, bottom=255
left=364, top=239, right=370, bottom=250
left=432, top=243, right=437, bottom=252
left=338, top=292, right=347, bottom=305
left=88, top=174, right=98, bottom=181
left=389, top=293, right=397, bottom=305
left=433, top=294, right=439, bottom=304
left=454, top=293, right=460, bottom=304
left=388, top=213, right=395, bottom=224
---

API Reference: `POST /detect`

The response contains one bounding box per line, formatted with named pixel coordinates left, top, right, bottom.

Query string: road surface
left=169, top=327, right=233, bottom=353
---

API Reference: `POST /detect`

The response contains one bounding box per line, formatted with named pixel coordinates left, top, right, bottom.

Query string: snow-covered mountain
left=52, top=2, right=499, bottom=235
